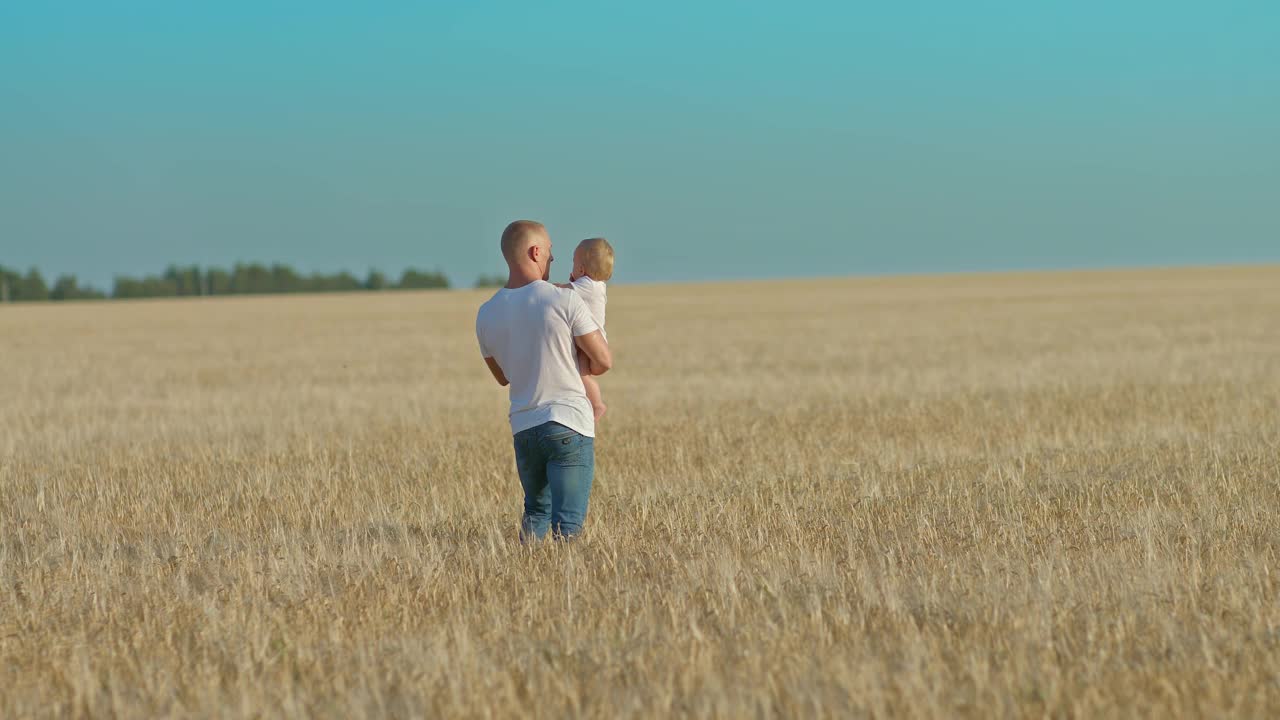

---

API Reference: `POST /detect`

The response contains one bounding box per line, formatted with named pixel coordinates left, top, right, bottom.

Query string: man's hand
left=483, top=357, right=509, bottom=386
left=573, top=330, right=612, bottom=376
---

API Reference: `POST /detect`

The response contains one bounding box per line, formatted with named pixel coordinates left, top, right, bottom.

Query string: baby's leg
left=582, top=373, right=606, bottom=421
left=577, top=349, right=607, bottom=421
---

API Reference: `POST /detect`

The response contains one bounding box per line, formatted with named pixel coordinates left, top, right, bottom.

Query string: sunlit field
left=2, top=266, right=1278, bottom=718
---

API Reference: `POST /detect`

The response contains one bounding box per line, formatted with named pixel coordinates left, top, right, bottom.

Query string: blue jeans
left=513, top=422, right=595, bottom=541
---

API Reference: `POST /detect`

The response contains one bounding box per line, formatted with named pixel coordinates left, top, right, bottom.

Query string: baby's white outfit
left=571, top=276, right=607, bottom=340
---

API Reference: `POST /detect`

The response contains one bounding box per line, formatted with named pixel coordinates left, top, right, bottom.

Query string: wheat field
left=2, top=266, right=1278, bottom=718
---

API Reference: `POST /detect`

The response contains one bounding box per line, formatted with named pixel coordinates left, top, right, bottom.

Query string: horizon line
left=3, top=260, right=1276, bottom=306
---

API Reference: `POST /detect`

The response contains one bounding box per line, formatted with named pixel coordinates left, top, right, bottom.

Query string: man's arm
left=574, top=330, right=612, bottom=376
left=483, top=356, right=509, bottom=386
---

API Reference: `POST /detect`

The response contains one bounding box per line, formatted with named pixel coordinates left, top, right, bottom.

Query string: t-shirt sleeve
left=566, top=290, right=600, bottom=337
left=475, top=311, right=493, bottom=358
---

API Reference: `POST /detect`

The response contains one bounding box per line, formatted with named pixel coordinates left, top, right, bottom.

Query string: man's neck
left=505, top=267, right=543, bottom=289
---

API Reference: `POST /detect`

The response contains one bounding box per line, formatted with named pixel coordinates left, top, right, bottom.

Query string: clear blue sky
left=2, top=1, right=1276, bottom=289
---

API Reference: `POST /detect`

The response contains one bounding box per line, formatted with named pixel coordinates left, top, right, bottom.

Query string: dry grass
left=2, top=266, right=1279, bottom=718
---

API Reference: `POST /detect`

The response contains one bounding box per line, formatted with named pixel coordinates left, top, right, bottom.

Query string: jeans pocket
left=543, top=426, right=579, bottom=443
left=544, top=433, right=583, bottom=458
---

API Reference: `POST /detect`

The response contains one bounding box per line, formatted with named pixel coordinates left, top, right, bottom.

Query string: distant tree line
left=0, top=263, right=456, bottom=302
left=473, top=273, right=507, bottom=288
left=0, top=266, right=105, bottom=302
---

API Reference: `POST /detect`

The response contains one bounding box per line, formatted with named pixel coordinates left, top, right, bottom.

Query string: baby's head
left=571, top=237, right=614, bottom=282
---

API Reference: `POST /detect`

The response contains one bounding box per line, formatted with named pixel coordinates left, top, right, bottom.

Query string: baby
left=560, top=238, right=613, bottom=421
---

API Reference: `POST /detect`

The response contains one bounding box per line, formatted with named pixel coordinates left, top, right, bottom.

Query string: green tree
left=163, top=265, right=203, bottom=296
left=474, top=273, right=506, bottom=288
left=364, top=269, right=388, bottom=291
left=230, top=263, right=272, bottom=294
left=112, top=274, right=175, bottom=298
left=22, top=269, right=49, bottom=300
left=145, top=276, right=178, bottom=297
left=312, top=271, right=361, bottom=292
left=113, top=277, right=144, bottom=299
left=51, top=275, right=106, bottom=301
left=397, top=268, right=450, bottom=290
left=6, top=261, right=454, bottom=301
left=206, top=268, right=231, bottom=295
left=271, top=264, right=302, bottom=293
left=0, top=266, right=51, bottom=301
left=50, top=275, right=76, bottom=300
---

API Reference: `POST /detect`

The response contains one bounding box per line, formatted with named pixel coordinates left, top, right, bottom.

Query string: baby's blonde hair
left=577, top=238, right=614, bottom=281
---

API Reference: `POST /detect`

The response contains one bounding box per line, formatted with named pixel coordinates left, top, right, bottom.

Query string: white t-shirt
left=571, top=276, right=607, bottom=338
left=476, top=280, right=600, bottom=437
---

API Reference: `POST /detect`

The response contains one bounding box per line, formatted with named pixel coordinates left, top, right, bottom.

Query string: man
left=475, top=220, right=613, bottom=541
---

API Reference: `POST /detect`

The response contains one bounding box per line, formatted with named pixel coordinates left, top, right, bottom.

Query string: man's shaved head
left=501, top=220, right=549, bottom=263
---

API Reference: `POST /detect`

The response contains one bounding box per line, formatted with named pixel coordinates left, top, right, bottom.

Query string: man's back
left=476, top=280, right=599, bottom=437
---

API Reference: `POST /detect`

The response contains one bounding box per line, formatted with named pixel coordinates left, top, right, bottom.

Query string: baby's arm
left=555, top=269, right=581, bottom=290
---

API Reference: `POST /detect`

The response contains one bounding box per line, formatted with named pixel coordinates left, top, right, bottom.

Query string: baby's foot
left=593, top=402, right=608, bottom=422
